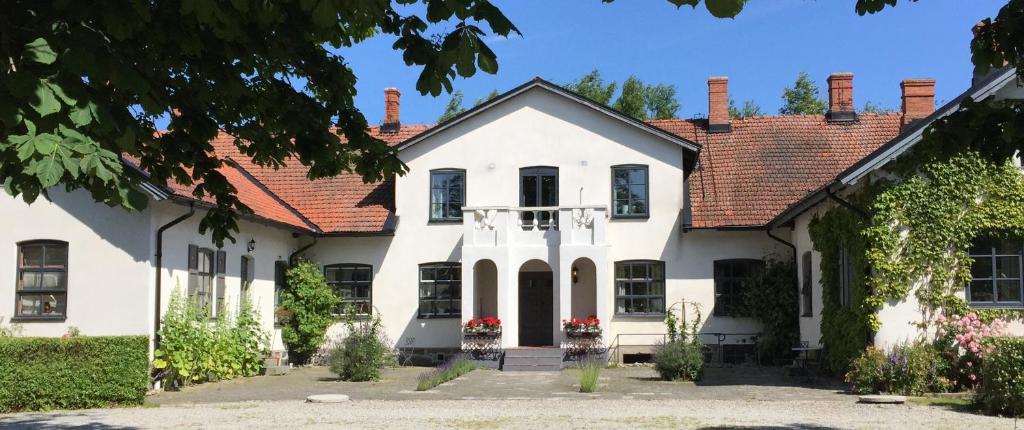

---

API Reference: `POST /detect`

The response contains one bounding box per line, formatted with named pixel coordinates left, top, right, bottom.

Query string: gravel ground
left=1, top=398, right=1018, bottom=429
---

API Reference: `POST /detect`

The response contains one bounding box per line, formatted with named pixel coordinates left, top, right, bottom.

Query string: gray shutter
left=215, top=250, right=226, bottom=317
left=215, top=250, right=226, bottom=274
left=187, top=245, right=198, bottom=298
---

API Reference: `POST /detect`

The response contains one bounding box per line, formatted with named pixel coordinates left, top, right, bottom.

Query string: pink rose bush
left=933, top=312, right=1007, bottom=391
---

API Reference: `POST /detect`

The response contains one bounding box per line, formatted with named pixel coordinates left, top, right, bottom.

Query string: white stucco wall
left=793, top=204, right=829, bottom=347
left=305, top=87, right=788, bottom=351
left=0, top=189, right=154, bottom=337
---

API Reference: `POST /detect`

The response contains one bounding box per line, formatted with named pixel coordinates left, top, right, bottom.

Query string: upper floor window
left=325, top=264, right=373, bottom=316
left=713, top=259, right=762, bottom=317
left=419, top=263, right=461, bottom=318
left=612, top=165, right=649, bottom=218
left=430, top=169, right=465, bottom=222
left=188, top=245, right=225, bottom=318
left=801, top=252, right=813, bottom=317
left=614, top=260, right=665, bottom=315
left=15, top=240, right=68, bottom=319
left=968, top=238, right=1023, bottom=308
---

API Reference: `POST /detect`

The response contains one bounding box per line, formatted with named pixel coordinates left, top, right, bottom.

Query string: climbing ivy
left=808, top=203, right=875, bottom=374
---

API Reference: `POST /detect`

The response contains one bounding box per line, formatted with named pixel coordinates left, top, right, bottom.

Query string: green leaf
left=29, top=82, right=61, bottom=117
left=33, top=133, right=60, bottom=155
left=23, top=37, right=57, bottom=64
left=69, top=105, right=94, bottom=127
left=35, top=156, right=65, bottom=187
left=704, top=0, right=745, bottom=18
left=16, top=138, right=35, bottom=161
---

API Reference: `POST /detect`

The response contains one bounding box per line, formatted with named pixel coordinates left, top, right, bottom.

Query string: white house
left=3, top=71, right=969, bottom=368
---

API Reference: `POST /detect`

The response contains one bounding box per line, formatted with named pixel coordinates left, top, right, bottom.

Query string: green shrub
left=979, top=337, right=1024, bottom=417
left=577, top=359, right=602, bottom=393
left=328, top=310, right=393, bottom=381
left=0, top=336, right=148, bottom=412
left=654, top=340, right=704, bottom=381
left=845, top=343, right=950, bottom=396
left=279, top=260, right=338, bottom=364
left=416, top=357, right=475, bottom=391
left=153, top=289, right=269, bottom=388
left=741, top=258, right=799, bottom=364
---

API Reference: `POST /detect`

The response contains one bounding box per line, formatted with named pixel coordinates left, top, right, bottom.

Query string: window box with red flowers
left=464, top=316, right=502, bottom=337
left=563, top=315, right=601, bottom=337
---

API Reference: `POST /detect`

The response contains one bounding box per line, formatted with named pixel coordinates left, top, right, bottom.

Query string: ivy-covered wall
left=808, top=148, right=1024, bottom=373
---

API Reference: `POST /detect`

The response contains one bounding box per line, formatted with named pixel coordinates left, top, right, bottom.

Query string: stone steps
left=502, top=348, right=563, bottom=371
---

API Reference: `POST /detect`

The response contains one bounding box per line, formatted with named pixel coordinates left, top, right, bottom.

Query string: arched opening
left=473, top=259, right=498, bottom=318
left=518, top=259, right=554, bottom=346
left=570, top=257, right=597, bottom=320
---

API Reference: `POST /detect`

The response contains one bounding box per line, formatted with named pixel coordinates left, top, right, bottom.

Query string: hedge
left=979, top=337, right=1024, bottom=417
left=0, top=336, right=149, bottom=412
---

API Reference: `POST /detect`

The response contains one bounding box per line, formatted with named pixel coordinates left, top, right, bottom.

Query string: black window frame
left=429, top=169, right=466, bottom=223
left=324, top=263, right=373, bottom=316
left=713, top=259, right=762, bottom=317
left=801, top=251, right=813, bottom=317
left=611, top=165, right=650, bottom=219
left=967, top=237, right=1024, bottom=308
left=13, top=240, right=69, bottom=321
left=837, top=245, right=853, bottom=308
left=614, top=260, right=666, bottom=316
left=418, top=262, right=462, bottom=319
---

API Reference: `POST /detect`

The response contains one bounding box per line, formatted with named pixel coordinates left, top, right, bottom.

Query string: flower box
left=464, top=316, right=501, bottom=336
left=563, top=315, right=601, bottom=337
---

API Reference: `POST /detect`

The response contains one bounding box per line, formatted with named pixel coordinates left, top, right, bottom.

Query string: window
left=611, top=165, right=649, bottom=218
left=240, top=256, right=254, bottom=295
left=15, top=241, right=68, bottom=319
left=325, top=264, right=373, bottom=315
left=418, top=263, right=461, bottom=318
left=615, top=260, right=665, bottom=315
left=429, top=169, right=465, bottom=222
left=713, top=259, right=762, bottom=317
left=274, top=260, right=287, bottom=325
left=801, top=252, right=813, bottom=317
left=837, top=245, right=853, bottom=308
left=188, top=245, right=225, bottom=317
left=968, top=238, right=1024, bottom=308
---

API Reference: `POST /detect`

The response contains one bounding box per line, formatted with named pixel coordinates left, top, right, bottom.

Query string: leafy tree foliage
left=565, top=70, right=617, bottom=105
left=779, top=72, right=827, bottom=115
left=279, top=260, right=337, bottom=365
left=728, top=99, right=763, bottom=119
left=0, top=0, right=520, bottom=246
left=474, top=89, right=501, bottom=107
left=861, top=101, right=895, bottom=114
left=437, top=91, right=467, bottom=123
left=569, top=71, right=680, bottom=120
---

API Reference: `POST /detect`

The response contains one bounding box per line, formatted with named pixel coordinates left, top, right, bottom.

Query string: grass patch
left=577, top=360, right=602, bottom=393
left=908, top=396, right=975, bottom=409
left=416, top=357, right=475, bottom=391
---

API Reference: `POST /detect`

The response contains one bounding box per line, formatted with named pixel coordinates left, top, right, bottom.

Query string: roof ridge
left=224, top=156, right=322, bottom=233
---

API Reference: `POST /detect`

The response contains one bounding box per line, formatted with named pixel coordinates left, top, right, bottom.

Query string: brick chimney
left=900, top=79, right=935, bottom=128
left=708, top=76, right=730, bottom=133
left=382, top=87, right=401, bottom=133
left=826, top=72, right=856, bottom=122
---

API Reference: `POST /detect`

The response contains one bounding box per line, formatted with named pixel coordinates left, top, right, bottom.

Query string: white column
left=499, top=256, right=517, bottom=348
left=557, top=253, right=573, bottom=347
left=461, top=257, right=475, bottom=327
left=594, top=254, right=610, bottom=348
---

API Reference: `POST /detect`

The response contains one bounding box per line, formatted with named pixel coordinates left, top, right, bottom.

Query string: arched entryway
left=519, top=259, right=554, bottom=346
left=570, top=257, right=597, bottom=320
left=473, top=259, right=498, bottom=318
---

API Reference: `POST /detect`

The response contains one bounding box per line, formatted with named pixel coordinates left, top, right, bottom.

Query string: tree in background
left=568, top=71, right=680, bottom=120
left=436, top=89, right=500, bottom=123
left=861, top=101, right=895, bottom=114
left=779, top=72, right=827, bottom=115
left=729, top=99, right=764, bottom=119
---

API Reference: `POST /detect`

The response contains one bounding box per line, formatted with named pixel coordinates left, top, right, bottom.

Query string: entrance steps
left=502, top=348, right=563, bottom=371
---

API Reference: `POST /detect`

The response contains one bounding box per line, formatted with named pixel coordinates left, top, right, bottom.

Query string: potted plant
left=464, top=316, right=501, bottom=336
left=563, top=315, right=601, bottom=337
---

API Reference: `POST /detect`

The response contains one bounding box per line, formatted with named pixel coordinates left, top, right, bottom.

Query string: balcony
left=462, top=205, right=607, bottom=247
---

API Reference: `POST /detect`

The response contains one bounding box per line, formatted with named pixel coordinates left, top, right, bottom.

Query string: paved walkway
left=147, top=365, right=848, bottom=404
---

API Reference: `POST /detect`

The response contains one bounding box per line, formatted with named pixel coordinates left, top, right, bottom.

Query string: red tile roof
left=650, top=113, right=901, bottom=228
left=137, top=112, right=901, bottom=233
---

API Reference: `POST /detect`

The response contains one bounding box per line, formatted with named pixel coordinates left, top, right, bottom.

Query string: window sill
left=417, top=315, right=462, bottom=320
left=968, top=303, right=1024, bottom=310
left=10, top=315, right=66, bottom=322
left=613, top=313, right=665, bottom=319
left=427, top=219, right=462, bottom=225
left=610, top=215, right=650, bottom=221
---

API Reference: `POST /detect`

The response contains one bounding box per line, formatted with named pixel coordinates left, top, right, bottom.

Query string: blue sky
left=342, top=0, right=1007, bottom=125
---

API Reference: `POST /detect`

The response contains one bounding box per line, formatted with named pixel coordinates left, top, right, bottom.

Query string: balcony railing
left=462, top=205, right=607, bottom=247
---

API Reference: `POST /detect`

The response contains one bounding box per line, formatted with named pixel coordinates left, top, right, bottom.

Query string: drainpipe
left=289, top=235, right=318, bottom=266
left=826, top=188, right=869, bottom=220
left=153, top=203, right=195, bottom=349
left=766, top=228, right=799, bottom=305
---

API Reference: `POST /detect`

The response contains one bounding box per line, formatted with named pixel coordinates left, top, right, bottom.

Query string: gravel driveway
left=2, top=398, right=1017, bottom=429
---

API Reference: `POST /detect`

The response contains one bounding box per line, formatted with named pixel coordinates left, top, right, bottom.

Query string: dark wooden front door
left=518, top=271, right=554, bottom=346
